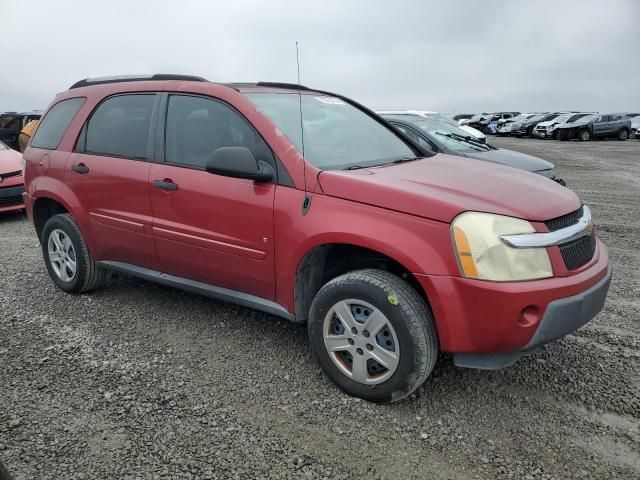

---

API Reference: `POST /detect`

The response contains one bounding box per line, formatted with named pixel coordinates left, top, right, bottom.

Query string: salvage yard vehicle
left=557, top=114, right=631, bottom=141
left=0, top=111, right=42, bottom=150
left=23, top=75, right=611, bottom=403
left=497, top=113, right=538, bottom=136
left=0, top=140, right=25, bottom=213
left=376, top=110, right=486, bottom=143
left=533, top=113, right=594, bottom=140
left=380, top=114, right=565, bottom=184
left=627, top=115, right=640, bottom=138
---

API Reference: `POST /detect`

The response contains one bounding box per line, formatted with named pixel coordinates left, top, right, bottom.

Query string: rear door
left=148, top=93, right=277, bottom=299
left=592, top=115, right=609, bottom=136
left=66, top=93, right=158, bottom=268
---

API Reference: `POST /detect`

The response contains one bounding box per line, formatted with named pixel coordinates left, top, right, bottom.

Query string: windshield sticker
left=315, top=96, right=346, bottom=105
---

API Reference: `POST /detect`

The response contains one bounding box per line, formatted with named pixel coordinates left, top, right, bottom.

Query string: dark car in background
left=516, top=112, right=569, bottom=137
left=557, top=114, right=631, bottom=141
left=533, top=113, right=595, bottom=140
left=0, top=111, right=42, bottom=150
left=381, top=114, right=564, bottom=184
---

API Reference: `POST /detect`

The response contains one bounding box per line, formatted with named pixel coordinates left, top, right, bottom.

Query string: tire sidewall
left=41, top=215, right=88, bottom=293
left=308, top=278, right=425, bottom=403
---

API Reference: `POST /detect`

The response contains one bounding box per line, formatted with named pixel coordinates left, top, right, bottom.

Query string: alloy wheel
left=47, top=229, right=77, bottom=282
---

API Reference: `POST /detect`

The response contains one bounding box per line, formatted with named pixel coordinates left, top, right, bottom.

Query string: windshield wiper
left=344, top=165, right=364, bottom=170
left=390, top=156, right=419, bottom=164
left=436, top=132, right=489, bottom=150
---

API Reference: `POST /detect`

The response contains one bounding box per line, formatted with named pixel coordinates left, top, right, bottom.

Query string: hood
left=465, top=148, right=554, bottom=173
left=0, top=146, right=22, bottom=174
left=318, top=154, right=579, bottom=224
left=536, top=120, right=559, bottom=128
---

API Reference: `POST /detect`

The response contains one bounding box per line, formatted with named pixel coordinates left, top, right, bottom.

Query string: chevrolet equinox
left=23, top=75, right=612, bottom=402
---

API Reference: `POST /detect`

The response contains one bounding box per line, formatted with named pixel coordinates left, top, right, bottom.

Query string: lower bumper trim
left=453, top=263, right=612, bottom=370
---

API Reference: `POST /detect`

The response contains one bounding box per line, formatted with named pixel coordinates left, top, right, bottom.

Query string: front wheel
left=579, top=129, right=591, bottom=141
left=308, top=269, right=439, bottom=403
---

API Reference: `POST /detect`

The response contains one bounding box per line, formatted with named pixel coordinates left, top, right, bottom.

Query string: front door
left=149, top=94, right=276, bottom=300
left=66, top=93, right=158, bottom=268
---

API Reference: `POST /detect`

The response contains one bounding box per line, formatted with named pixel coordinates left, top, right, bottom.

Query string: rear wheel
left=617, top=129, right=629, bottom=141
left=42, top=213, right=105, bottom=293
left=579, top=129, right=591, bottom=141
left=308, top=269, right=439, bottom=403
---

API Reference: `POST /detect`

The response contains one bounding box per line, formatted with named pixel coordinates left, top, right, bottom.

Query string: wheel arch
left=293, top=242, right=432, bottom=323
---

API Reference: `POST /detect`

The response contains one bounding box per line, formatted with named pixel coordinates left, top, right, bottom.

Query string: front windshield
left=469, top=113, right=488, bottom=122
left=572, top=114, right=597, bottom=123
left=527, top=114, right=546, bottom=122
left=411, top=118, right=489, bottom=153
left=553, top=114, right=572, bottom=123
left=510, top=113, right=531, bottom=122
left=628, top=115, right=640, bottom=123
left=567, top=113, right=589, bottom=123
left=245, top=93, right=416, bottom=170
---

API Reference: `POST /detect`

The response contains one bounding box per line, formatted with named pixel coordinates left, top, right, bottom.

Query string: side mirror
left=205, top=146, right=274, bottom=182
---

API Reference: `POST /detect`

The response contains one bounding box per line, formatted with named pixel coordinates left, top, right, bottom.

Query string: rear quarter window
left=31, top=97, right=86, bottom=149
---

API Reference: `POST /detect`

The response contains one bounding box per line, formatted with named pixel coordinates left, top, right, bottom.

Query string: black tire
left=617, top=129, right=629, bottom=141
left=579, top=129, right=591, bottom=141
left=41, top=213, right=105, bottom=294
left=308, top=269, right=439, bottom=403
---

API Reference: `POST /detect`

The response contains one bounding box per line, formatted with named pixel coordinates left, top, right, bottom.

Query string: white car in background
left=629, top=115, right=640, bottom=139
left=497, top=113, right=539, bottom=136
left=377, top=110, right=487, bottom=143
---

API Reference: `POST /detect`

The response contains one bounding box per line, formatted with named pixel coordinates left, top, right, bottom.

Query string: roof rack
left=224, top=82, right=311, bottom=91
left=69, top=74, right=208, bottom=90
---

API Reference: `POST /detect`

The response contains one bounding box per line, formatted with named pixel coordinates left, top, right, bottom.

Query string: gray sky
left=1, top=0, right=638, bottom=114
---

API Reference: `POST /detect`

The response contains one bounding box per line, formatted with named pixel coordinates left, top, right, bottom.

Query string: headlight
left=452, top=212, right=553, bottom=281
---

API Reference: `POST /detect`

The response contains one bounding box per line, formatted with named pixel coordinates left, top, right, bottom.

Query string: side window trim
left=158, top=92, right=294, bottom=186
left=74, top=92, right=160, bottom=162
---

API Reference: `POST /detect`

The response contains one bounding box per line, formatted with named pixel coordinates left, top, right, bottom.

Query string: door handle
left=154, top=179, right=179, bottom=191
left=71, top=163, right=90, bottom=174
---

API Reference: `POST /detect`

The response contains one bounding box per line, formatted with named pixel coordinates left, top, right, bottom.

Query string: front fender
left=274, top=187, right=457, bottom=313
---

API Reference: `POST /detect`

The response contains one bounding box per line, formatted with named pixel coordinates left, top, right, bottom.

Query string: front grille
left=0, top=195, right=23, bottom=208
left=544, top=206, right=595, bottom=270
left=545, top=206, right=584, bottom=231
left=559, top=234, right=597, bottom=270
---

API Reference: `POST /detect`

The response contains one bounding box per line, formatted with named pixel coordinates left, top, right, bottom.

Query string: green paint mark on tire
left=388, top=294, right=399, bottom=305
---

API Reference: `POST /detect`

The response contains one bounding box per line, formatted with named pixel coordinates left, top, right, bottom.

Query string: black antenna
left=297, top=41, right=311, bottom=215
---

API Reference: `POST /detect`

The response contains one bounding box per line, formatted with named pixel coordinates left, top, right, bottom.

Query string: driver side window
left=165, top=95, right=275, bottom=169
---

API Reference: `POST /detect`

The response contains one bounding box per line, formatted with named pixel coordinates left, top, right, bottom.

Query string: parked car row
left=460, top=111, right=639, bottom=142
left=0, top=111, right=42, bottom=150
left=16, top=75, right=611, bottom=403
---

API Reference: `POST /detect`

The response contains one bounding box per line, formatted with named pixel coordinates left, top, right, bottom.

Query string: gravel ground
left=1, top=137, right=639, bottom=480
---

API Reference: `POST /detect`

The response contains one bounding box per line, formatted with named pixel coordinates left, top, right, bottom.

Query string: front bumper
left=414, top=237, right=610, bottom=364
left=0, top=185, right=25, bottom=213
left=533, top=129, right=554, bottom=138
left=454, top=263, right=611, bottom=369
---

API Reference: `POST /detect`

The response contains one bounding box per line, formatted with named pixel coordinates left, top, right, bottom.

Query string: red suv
left=23, top=75, right=611, bottom=402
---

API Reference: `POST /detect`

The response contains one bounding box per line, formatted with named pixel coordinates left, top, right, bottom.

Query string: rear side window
left=82, top=94, right=155, bottom=159
left=165, top=94, right=274, bottom=169
left=31, top=98, right=85, bottom=149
